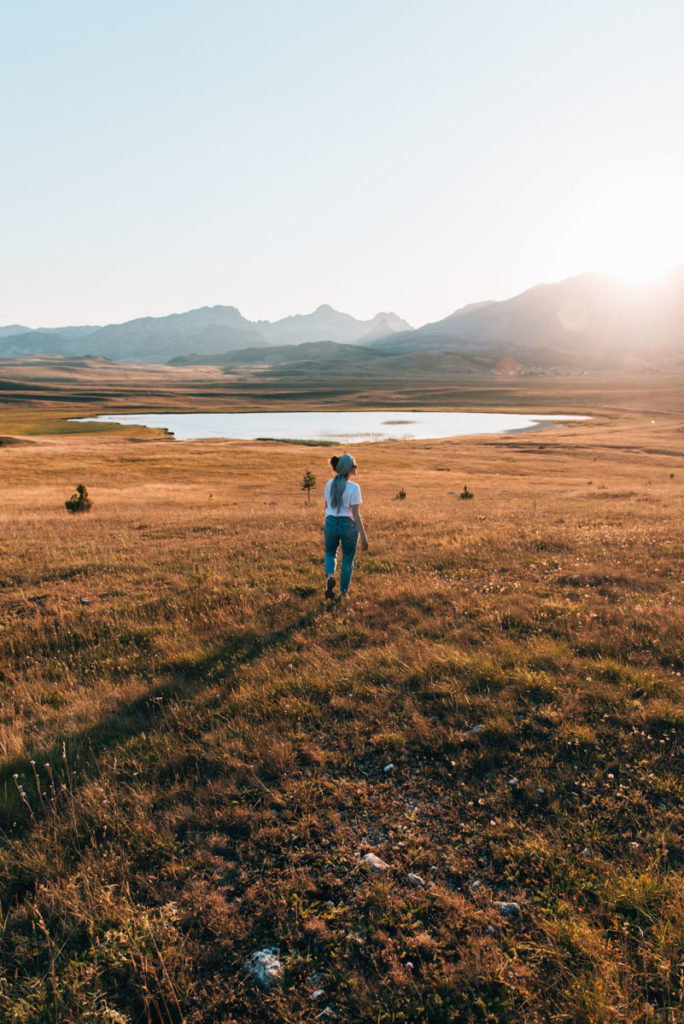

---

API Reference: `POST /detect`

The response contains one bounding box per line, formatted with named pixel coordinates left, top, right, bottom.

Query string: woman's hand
left=351, top=506, right=368, bottom=551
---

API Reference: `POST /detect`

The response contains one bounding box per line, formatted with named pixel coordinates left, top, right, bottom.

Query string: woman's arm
left=350, top=505, right=369, bottom=551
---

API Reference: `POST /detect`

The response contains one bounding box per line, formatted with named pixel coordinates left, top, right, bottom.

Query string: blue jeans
left=324, top=515, right=359, bottom=594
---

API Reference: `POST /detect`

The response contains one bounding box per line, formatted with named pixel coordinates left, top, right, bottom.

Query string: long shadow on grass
left=0, top=602, right=323, bottom=830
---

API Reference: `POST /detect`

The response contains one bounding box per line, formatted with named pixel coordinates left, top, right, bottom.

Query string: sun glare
left=604, top=234, right=682, bottom=287
left=594, top=220, right=682, bottom=288
left=564, top=181, right=684, bottom=288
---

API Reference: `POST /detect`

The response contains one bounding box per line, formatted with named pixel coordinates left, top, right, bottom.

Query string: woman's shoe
left=325, top=575, right=336, bottom=600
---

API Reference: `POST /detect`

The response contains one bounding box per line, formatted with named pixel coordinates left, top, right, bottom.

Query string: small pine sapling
left=301, top=467, right=316, bottom=504
left=65, top=483, right=92, bottom=513
left=397, top=488, right=406, bottom=500
left=459, top=485, right=474, bottom=500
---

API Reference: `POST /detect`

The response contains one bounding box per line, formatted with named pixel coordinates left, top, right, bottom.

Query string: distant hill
left=168, top=340, right=496, bottom=381
left=169, top=340, right=385, bottom=368
left=0, top=325, right=32, bottom=338
left=0, top=324, right=102, bottom=357
left=1, top=306, right=411, bottom=363
left=257, top=306, right=411, bottom=347
left=2, top=274, right=682, bottom=370
left=89, top=307, right=266, bottom=362
left=370, top=272, right=684, bottom=368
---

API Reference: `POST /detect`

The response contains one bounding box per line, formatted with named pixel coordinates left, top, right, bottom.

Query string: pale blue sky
left=2, top=0, right=683, bottom=328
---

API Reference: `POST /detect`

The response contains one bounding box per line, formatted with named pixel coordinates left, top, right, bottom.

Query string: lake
left=72, top=411, right=589, bottom=443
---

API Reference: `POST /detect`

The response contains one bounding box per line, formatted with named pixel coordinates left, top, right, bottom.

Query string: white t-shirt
left=324, top=478, right=362, bottom=518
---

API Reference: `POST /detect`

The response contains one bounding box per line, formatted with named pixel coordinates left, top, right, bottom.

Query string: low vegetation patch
left=0, top=411, right=682, bottom=1023
left=65, top=483, right=92, bottom=513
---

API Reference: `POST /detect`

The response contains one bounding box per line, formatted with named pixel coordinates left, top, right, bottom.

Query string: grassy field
left=3, top=358, right=684, bottom=419
left=0, top=382, right=682, bottom=1023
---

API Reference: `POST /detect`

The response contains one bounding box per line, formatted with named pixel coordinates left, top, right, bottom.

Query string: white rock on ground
left=361, top=852, right=390, bottom=872
left=408, top=873, right=425, bottom=887
left=244, top=948, right=283, bottom=988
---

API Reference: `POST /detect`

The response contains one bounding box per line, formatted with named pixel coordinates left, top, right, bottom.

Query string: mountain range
left=0, top=306, right=412, bottom=364
left=2, top=272, right=683, bottom=371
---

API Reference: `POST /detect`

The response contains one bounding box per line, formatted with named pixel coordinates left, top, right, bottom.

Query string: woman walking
left=324, top=453, right=369, bottom=601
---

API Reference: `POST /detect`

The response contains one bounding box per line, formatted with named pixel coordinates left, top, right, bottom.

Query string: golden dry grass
left=0, top=394, right=682, bottom=1023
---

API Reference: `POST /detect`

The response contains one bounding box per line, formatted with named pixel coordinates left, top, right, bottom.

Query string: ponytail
left=329, top=453, right=355, bottom=510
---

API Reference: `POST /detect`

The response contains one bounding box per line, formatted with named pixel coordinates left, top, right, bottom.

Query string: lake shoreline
left=70, top=410, right=590, bottom=444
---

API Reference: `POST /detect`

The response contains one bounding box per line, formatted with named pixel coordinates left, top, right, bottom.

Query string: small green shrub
left=65, top=484, right=92, bottom=513
left=301, top=467, right=316, bottom=504
left=460, top=485, right=474, bottom=500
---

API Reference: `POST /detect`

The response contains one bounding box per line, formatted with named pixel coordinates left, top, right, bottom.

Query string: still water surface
left=73, top=411, right=588, bottom=443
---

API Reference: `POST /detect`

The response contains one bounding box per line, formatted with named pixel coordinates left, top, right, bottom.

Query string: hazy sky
left=2, top=0, right=683, bottom=328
